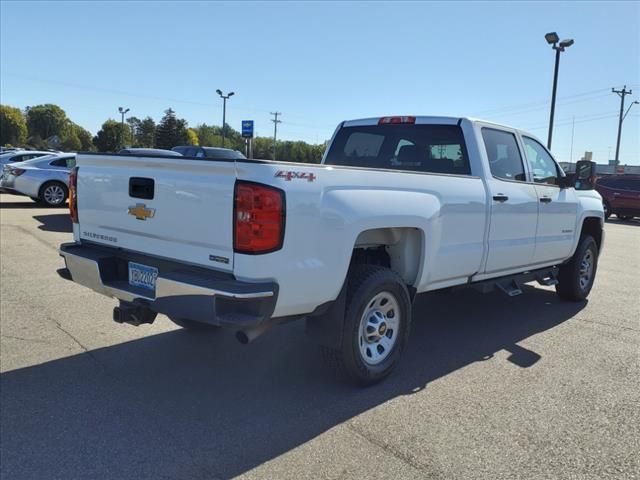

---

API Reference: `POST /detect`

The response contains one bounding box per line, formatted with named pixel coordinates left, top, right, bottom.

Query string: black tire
left=169, top=317, right=220, bottom=331
left=617, top=215, right=633, bottom=221
left=603, top=201, right=611, bottom=220
left=322, top=265, right=412, bottom=385
left=39, top=181, right=68, bottom=207
left=556, top=235, right=598, bottom=301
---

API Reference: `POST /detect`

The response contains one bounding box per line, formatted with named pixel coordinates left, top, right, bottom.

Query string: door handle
left=492, top=194, right=509, bottom=203
left=540, top=196, right=552, bottom=203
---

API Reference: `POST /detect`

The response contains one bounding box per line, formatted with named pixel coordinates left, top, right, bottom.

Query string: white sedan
left=0, top=154, right=75, bottom=207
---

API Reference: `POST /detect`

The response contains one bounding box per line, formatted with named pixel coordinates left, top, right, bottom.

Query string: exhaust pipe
left=236, top=319, right=276, bottom=345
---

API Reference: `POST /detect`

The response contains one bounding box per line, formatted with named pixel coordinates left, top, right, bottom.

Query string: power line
left=472, top=87, right=611, bottom=116
left=270, top=112, right=282, bottom=160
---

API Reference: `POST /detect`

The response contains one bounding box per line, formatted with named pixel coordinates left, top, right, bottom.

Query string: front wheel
left=323, top=265, right=412, bottom=385
left=556, top=235, right=598, bottom=301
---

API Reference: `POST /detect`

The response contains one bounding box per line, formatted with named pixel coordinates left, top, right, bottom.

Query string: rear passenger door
left=522, top=136, right=578, bottom=263
left=482, top=128, right=538, bottom=274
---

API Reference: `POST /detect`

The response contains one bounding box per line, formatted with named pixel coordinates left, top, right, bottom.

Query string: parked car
left=119, top=148, right=182, bottom=156
left=0, top=150, right=53, bottom=166
left=596, top=175, right=640, bottom=220
left=0, top=154, right=75, bottom=206
left=171, top=146, right=246, bottom=160
left=59, top=116, right=604, bottom=384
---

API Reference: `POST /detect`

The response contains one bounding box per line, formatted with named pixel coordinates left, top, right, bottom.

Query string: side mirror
left=573, top=160, right=597, bottom=190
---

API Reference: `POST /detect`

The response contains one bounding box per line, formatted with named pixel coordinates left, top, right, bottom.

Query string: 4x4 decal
left=274, top=170, right=317, bottom=182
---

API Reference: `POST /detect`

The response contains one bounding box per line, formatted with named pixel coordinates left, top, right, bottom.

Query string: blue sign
left=241, top=120, right=254, bottom=138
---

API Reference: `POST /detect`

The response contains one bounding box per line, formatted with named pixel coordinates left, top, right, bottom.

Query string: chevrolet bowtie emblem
left=128, top=203, right=155, bottom=221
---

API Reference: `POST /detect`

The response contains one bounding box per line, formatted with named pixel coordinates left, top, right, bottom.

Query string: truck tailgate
left=76, top=154, right=236, bottom=272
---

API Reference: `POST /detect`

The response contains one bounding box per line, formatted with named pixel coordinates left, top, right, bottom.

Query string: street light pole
left=118, top=106, right=130, bottom=149
left=216, top=89, right=235, bottom=148
left=545, top=32, right=574, bottom=150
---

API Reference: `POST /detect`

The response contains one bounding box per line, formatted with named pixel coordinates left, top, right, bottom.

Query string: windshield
left=324, top=124, right=470, bottom=175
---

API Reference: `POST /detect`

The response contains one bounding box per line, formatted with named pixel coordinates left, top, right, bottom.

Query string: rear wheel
left=556, top=235, right=598, bottom=301
left=169, top=317, right=220, bottom=331
left=39, top=181, right=68, bottom=207
left=322, top=265, right=411, bottom=385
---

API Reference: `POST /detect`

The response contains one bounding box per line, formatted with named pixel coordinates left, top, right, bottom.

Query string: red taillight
left=69, top=166, right=78, bottom=223
left=11, top=168, right=26, bottom=176
left=378, top=116, right=416, bottom=125
left=234, top=181, right=285, bottom=254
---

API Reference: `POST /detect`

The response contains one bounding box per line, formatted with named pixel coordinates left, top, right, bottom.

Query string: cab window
left=523, top=136, right=560, bottom=185
left=482, top=128, right=526, bottom=181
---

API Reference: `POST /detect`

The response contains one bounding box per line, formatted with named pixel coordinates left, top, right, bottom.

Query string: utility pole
left=270, top=112, right=282, bottom=160
left=612, top=85, right=632, bottom=165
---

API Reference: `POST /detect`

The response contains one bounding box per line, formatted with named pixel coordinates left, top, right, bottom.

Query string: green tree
left=154, top=108, right=190, bottom=149
left=25, top=104, right=69, bottom=140
left=74, top=124, right=94, bottom=151
left=194, top=124, right=221, bottom=147
left=61, top=128, right=81, bottom=151
left=186, top=128, right=199, bottom=146
left=136, top=117, right=156, bottom=147
left=94, top=119, right=127, bottom=152
left=126, top=116, right=141, bottom=146
left=0, top=105, right=27, bottom=146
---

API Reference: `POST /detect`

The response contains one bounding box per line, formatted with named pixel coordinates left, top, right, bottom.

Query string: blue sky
left=1, top=1, right=639, bottom=163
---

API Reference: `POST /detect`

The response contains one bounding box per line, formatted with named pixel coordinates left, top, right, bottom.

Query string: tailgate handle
left=129, top=177, right=154, bottom=200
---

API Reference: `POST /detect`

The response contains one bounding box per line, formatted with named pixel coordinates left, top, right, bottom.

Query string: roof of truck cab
left=342, top=116, right=520, bottom=129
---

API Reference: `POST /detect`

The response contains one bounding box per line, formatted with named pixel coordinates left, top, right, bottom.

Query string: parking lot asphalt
left=0, top=193, right=638, bottom=480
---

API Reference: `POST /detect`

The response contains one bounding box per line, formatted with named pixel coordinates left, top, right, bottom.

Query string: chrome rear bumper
left=58, top=242, right=278, bottom=328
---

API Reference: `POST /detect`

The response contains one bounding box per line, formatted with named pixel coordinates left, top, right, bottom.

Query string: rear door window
left=482, top=128, right=526, bottom=182
left=324, top=124, right=471, bottom=175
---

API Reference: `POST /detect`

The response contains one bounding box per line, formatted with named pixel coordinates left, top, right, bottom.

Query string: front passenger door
left=482, top=128, right=539, bottom=274
left=522, top=136, right=578, bottom=264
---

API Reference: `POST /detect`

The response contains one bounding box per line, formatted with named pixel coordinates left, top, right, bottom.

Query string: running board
left=471, top=266, right=559, bottom=297
left=497, top=279, right=523, bottom=296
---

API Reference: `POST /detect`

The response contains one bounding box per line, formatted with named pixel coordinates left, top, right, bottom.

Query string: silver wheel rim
left=44, top=185, right=65, bottom=205
left=579, top=249, right=594, bottom=290
left=358, top=291, right=400, bottom=365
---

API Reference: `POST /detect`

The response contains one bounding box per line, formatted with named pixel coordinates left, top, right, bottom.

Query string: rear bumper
left=58, top=242, right=278, bottom=328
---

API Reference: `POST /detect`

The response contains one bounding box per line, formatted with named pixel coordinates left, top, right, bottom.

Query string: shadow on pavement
left=0, top=286, right=586, bottom=479
left=607, top=217, right=640, bottom=227
left=33, top=214, right=72, bottom=233
left=0, top=199, right=39, bottom=209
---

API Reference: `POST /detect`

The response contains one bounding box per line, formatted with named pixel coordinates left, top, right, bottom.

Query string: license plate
left=128, top=262, right=158, bottom=292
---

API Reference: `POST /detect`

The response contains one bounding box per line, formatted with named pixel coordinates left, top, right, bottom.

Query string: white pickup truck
left=58, top=116, right=604, bottom=384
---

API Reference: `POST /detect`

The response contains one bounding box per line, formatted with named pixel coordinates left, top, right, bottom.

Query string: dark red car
left=596, top=175, right=640, bottom=220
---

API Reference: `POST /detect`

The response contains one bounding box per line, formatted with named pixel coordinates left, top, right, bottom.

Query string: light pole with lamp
left=216, top=89, right=234, bottom=148
left=545, top=32, right=574, bottom=150
left=118, top=106, right=130, bottom=149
